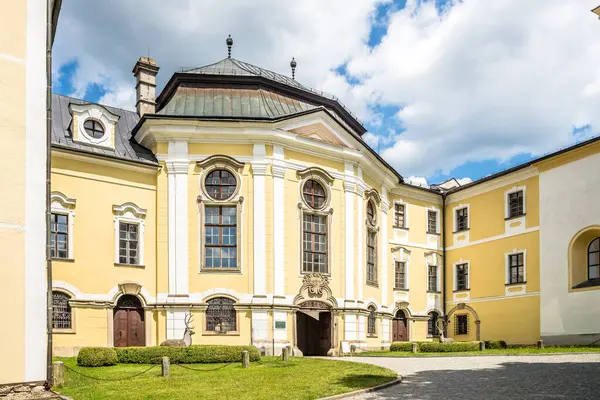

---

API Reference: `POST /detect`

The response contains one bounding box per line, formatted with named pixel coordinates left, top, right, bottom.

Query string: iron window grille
left=428, top=312, right=439, bottom=336
left=52, top=291, right=72, bottom=329
left=456, top=263, right=469, bottom=291
left=50, top=213, right=68, bottom=259
left=394, top=203, right=405, bottom=228
left=205, top=206, right=237, bottom=269
left=302, top=213, right=328, bottom=273
left=394, top=261, right=406, bottom=289
left=367, top=306, right=377, bottom=335
left=303, top=179, right=326, bottom=209
left=205, top=169, right=237, bottom=200
left=427, top=210, right=437, bottom=233
left=83, top=119, right=104, bottom=139
left=456, top=208, right=468, bottom=231
left=119, top=222, right=139, bottom=265
left=508, top=191, right=524, bottom=218
left=588, top=238, right=600, bottom=280
left=367, top=231, right=377, bottom=283
left=428, top=265, right=438, bottom=292
left=455, top=314, right=468, bottom=335
left=206, top=297, right=236, bottom=332
left=508, top=253, right=525, bottom=284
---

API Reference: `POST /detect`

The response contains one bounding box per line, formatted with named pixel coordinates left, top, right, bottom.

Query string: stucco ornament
left=294, top=273, right=337, bottom=308
left=304, top=273, right=329, bottom=298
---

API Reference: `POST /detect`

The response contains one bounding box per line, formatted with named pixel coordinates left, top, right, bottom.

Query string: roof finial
left=226, top=35, right=233, bottom=58
left=290, top=57, right=297, bottom=80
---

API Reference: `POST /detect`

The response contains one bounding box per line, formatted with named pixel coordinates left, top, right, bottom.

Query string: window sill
left=453, top=289, right=470, bottom=293
left=393, top=226, right=409, bottom=231
left=505, top=214, right=526, bottom=221
left=427, top=291, right=441, bottom=294
left=366, top=281, right=379, bottom=288
left=453, top=228, right=470, bottom=234
left=53, top=328, right=75, bottom=334
left=200, top=268, right=242, bottom=274
left=202, top=331, right=240, bottom=336
left=505, top=282, right=526, bottom=286
left=367, top=334, right=378, bottom=339
left=52, top=258, right=75, bottom=262
left=572, top=278, right=600, bottom=289
left=299, top=271, right=331, bottom=277
left=115, top=263, right=145, bottom=268
left=394, top=288, right=409, bottom=291
left=426, top=231, right=441, bottom=236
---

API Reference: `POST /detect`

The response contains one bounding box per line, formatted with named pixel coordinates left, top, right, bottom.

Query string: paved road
left=336, top=354, right=600, bottom=399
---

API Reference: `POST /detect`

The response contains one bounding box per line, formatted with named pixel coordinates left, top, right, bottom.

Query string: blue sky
left=53, top=0, right=600, bottom=186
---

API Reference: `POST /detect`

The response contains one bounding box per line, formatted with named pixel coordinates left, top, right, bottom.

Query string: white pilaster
left=358, top=315, right=366, bottom=344
left=356, top=167, right=364, bottom=300
left=252, top=310, right=269, bottom=343
left=166, top=308, right=189, bottom=340
left=252, top=144, right=268, bottom=296
left=272, top=145, right=285, bottom=296
left=381, top=186, right=390, bottom=306
left=344, top=162, right=356, bottom=300
left=167, top=141, right=189, bottom=295
left=344, top=313, right=357, bottom=341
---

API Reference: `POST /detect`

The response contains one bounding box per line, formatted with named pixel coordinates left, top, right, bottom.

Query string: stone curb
left=317, top=376, right=403, bottom=400
left=352, top=351, right=600, bottom=359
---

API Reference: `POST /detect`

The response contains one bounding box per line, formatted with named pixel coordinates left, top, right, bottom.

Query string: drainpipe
left=441, top=193, right=447, bottom=333
left=45, top=0, right=54, bottom=388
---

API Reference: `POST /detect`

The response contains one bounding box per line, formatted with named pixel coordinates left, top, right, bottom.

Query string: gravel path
left=335, top=354, right=600, bottom=399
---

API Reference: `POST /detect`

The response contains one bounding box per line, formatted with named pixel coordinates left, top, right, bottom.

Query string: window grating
left=302, top=213, right=328, bottom=273
left=508, top=191, right=524, bottom=218
left=52, top=291, right=72, bottom=329
left=51, top=213, right=68, bottom=259
left=119, top=222, right=139, bottom=265
left=205, top=206, right=237, bottom=269
left=509, top=253, right=525, bottom=284
left=455, top=314, right=468, bottom=335
left=206, top=297, right=236, bottom=332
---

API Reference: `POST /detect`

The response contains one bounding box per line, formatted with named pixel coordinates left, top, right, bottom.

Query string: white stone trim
left=391, top=246, right=411, bottom=290
left=380, top=187, right=390, bottom=306
left=446, top=226, right=539, bottom=250
left=446, top=291, right=539, bottom=306
left=273, top=145, right=285, bottom=296
left=452, top=259, right=470, bottom=302
left=504, top=185, right=527, bottom=218
left=50, top=192, right=76, bottom=259
left=112, top=203, right=146, bottom=266
left=504, top=249, right=527, bottom=296
left=252, top=144, right=267, bottom=296
left=252, top=310, right=269, bottom=344
left=273, top=310, right=288, bottom=341
left=344, top=162, right=355, bottom=299
left=69, top=103, right=119, bottom=149
left=167, top=309, right=190, bottom=340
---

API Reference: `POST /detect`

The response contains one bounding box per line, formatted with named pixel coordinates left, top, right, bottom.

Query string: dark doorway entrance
left=392, top=309, right=409, bottom=342
left=296, top=310, right=332, bottom=356
left=113, top=295, right=145, bottom=347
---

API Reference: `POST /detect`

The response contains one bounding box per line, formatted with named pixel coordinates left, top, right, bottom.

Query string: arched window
left=428, top=311, right=439, bottom=336
left=589, top=238, right=600, bottom=280
left=205, top=169, right=237, bottom=200
left=303, top=180, right=326, bottom=210
left=52, top=291, right=72, bottom=329
left=206, top=297, right=237, bottom=332
left=367, top=305, right=377, bottom=336
left=83, top=119, right=105, bottom=139
left=366, top=201, right=376, bottom=225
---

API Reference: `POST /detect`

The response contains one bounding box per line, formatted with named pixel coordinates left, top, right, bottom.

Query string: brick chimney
left=132, top=57, right=159, bottom=116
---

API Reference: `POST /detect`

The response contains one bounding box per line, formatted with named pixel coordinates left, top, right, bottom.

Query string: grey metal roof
left=157, top=86, right=318, bottom=118
left=181, top=58, right=361, bottom=124
left=51, top=93, right=157, bottom=165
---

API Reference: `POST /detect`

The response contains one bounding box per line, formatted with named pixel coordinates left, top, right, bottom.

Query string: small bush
left=390, top=342, right=418, bottom=352
left=77, top=347, right=118, bottom=367
left=115, top=345, right=261, bottom=364
left=419, top=342, right=481, bottom=353
left=484, top=340, right=508, bottom=349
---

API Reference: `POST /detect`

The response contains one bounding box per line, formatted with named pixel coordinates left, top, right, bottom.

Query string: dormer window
left=83, top=119, right=105, bottom=139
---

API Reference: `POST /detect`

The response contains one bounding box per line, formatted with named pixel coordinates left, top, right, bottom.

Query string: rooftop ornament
left=226, top=34, right=233, bottom=58
left=290, top=57, right=297, bottom=80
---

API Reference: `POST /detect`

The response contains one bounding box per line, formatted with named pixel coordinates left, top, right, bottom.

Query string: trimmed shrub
left=114, top=345, right=261, bottom=364
left=77, top=347, right=118, bottom=367
left=390, top=342, right=418, bottom=352
left=419, top=342, right=481, bottom=353
left=484, top=340, right=508, bottom=349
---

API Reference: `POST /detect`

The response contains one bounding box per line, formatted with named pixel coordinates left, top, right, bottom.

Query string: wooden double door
left=113, top=295, right=145, bottom=347
left=296, top=311, right=332, bottom=356
left=392, top=310, right=409, bottom=342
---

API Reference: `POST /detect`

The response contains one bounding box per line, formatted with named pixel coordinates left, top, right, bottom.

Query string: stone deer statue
left=436, top=318, right=455, bottom=343
left=160, top=313, right=194, bottom=346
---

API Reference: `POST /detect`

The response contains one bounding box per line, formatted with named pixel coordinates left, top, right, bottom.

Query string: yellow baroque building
left=43, top=50, right=600, bottom=359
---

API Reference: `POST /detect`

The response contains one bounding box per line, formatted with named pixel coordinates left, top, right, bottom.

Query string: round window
left=83, top=119, right=105, bottom=139
left=367, top=201, right=376, bottom=224
left=303, top=179, right=326, bottom=209
left=205, top=169, right=237, bottom=200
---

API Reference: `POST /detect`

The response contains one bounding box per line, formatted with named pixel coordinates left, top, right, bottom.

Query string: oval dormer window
left=83, top=119, right=105, bottom=139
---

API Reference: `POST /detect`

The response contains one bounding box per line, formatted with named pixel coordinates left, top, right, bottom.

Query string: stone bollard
left=242, top=350, right=250, bottom=368
left=537, top=340, right=544, bottom=349
left=411, top=343, right=418, bottom=353
left=162, top=356, right=170, bottom=377
left=479, top=341, right=486, bottom=351
left=282, top=347, right=289, bottom=361
left=53, top=361, right=65, bottom=386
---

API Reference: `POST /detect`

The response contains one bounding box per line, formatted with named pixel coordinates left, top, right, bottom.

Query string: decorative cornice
left=271, top=163, right=286, bottom=179
left=51, top=191, right=76, bottom=209
left=166, top=160, right=190, bottom=174
left=297, top=166, right=335, bottom=185
left=251, top=162, right=269, bottom=176
left=112, top=202, right=147, bottom=219
left=196, top=154, right=244, bottom=170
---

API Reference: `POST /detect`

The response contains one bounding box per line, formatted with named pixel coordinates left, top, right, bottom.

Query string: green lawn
left=356, top=346, right=600, bottom=357
left=55, top=357, right=397, bottom=400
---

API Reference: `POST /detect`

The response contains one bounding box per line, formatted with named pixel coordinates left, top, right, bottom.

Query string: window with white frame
left=50, top=192, right=76, bottom=260
left=508, top=190, right=524, bottom=218
left=395, top=261, right=406, bottom=289
left=507, top=252, right=525, bottom=284
left=455, top=207, right=468, bottom=232
left=113, top=202, right=146, bottom=266
left=427, top=210, right=438, bottom=234
left=366, top=200, right=378, bottom=284
left=300, top=176, right=331, bottom=274
left=428, top=264, right=439, bottom=292
left=394, top=202, right=406, bottom=228
left=455, top=263, right=469, bottom=291
left=367, top=305, right=377, bottom=336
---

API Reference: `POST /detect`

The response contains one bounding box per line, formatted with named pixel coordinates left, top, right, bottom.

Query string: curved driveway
left=335, top=353, right=600, bottom=399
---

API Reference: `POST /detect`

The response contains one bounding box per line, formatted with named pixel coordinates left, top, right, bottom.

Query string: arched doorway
left=113, top=295, right=145, bottom=347
left=296, top=300, right=332, bottom=356
left=392, top=309, right=409, bottom=342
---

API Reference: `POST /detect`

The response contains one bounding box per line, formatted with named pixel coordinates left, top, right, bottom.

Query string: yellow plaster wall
left=188, top=143, right=253, bottom=156
left=411, top=319, right=428, bottom=342
left=53, top=307, right=109, bottom=356
left=51, top=156, right=157, bottom=296
left=285, top=150, right=345, bottom=173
